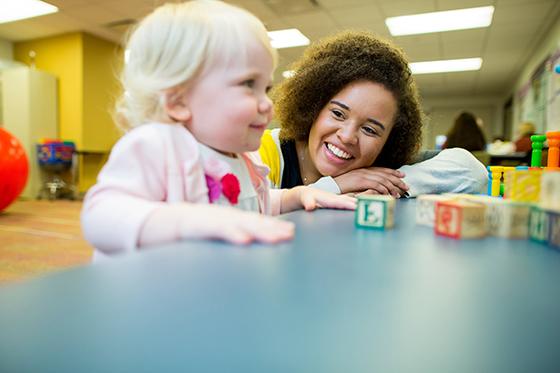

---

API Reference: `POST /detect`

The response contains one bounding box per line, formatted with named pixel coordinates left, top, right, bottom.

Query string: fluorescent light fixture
left=0, top=0, right=58, bottom=24
left=268, top=29, right=310, bottom=49
left=282, top=70, right=295, bottom=79
left=410, top=58, right=482, bottom=74
left=386, top=6, right=494, bottom=36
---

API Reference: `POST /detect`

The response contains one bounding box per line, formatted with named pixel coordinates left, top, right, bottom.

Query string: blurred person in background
left=442, top=111, right=487, bottom=152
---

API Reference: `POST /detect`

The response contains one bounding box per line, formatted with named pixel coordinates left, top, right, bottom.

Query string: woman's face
left=307, top=80, right=398, bottom=177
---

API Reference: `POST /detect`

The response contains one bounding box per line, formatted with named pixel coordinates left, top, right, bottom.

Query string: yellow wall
left=14, top=33, right=83, bottom=146
left=82, top=33, right=122, bottom=151
left=14, top=32, right=122, bottom=192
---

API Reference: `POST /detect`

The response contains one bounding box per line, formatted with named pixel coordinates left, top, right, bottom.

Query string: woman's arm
left=400, top=148, right=488, bottom=197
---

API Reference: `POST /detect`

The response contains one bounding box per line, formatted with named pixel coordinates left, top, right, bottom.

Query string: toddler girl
left=81, top=0, right=355, bottom=255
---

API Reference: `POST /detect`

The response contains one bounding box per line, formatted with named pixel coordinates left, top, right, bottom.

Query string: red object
left=221, top=173, right=240, bottom=205
left=514, top=136, right=532, bottom=153
left=434, top=201, right=461, bottom=239
left=0, top=128, right=29, bottom=211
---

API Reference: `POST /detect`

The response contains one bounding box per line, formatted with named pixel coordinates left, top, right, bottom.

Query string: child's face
left=180, top=41, right=274, bottom=155
left=307, top=80, right=397, bottom=177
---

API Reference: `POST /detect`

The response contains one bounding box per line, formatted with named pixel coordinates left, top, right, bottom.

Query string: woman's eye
left=331, top=109, right=345, bottom=119
left=362, top=126, right=378, bottom=136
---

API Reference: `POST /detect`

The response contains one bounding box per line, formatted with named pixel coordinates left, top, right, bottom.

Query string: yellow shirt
left=258, top=129, right=283, bottom=188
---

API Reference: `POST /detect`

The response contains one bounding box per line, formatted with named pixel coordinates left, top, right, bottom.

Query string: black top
left=280, top=139, right=303, bottom=188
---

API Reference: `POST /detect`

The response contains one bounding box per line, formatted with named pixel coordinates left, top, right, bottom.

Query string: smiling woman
left=259, top=30, right=488, bottom=197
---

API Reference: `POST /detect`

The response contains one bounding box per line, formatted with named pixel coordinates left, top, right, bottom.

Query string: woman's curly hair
left=273, top=30, right=424, bottom=168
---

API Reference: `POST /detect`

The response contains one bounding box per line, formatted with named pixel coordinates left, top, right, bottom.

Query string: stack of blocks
left=418, top=130, right=560, bottom=247
left=355, top=195, right=395, bottom=229
left=355, top=131, right=559, bottom=248
left=461, top=195, right=530, bottom=239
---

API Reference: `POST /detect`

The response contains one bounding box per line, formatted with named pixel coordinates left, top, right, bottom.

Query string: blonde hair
left=115, top=0, right=277, bottom=131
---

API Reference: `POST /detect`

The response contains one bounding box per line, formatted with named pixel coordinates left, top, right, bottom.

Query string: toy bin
left=36, top=140, right=78, bottom=200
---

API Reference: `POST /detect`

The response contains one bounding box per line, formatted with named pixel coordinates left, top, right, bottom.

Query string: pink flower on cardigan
left=221, top=173, right=240, bottom=204
left=205, top=175, right=222, bottom=203
left=203, top=156, right=241, bottom=205
left=204, top=173, right=240, bottom=205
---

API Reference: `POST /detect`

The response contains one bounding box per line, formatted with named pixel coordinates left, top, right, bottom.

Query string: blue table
left=1, top=200, right=559, bottom=372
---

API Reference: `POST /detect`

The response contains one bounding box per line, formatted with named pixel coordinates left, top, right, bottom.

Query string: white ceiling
left=1, top=0, right=559, bottom=99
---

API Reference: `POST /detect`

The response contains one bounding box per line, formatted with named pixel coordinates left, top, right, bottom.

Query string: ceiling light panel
left=267, top=28, right=310, bottom=49
left=410, top=58, right=483, bottom=74
left=386, top=6, right=494, bottom=36
left=0, top=0, right=58, bottom=24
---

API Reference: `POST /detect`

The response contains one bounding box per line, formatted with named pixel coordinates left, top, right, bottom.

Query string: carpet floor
left=0, top=200, right=93, bottom=285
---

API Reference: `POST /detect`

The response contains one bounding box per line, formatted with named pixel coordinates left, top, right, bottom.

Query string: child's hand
left=186, top=205, right=295, bottom=245
left=140, top=204, right=294, bottom=247
left=281, top=186, right=356, bottom=213
left=333, top=167, right=408, bottom=198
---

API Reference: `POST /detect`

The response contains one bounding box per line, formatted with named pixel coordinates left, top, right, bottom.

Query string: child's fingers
left=246, top=218, right=295, bottom=243
left=304, top=191, right=356, bottom=211
left=301, top=192, right=318, bottom=211
left=320, top=194, right=356, bottom=210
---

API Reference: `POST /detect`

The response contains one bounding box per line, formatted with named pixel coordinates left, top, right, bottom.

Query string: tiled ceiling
left=1, top=0, right=559, bottom=99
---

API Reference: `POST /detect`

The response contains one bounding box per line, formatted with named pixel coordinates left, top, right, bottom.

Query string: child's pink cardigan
left=81, top=123, right=282, bottom=254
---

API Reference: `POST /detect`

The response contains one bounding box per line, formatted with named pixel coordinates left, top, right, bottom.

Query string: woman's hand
left=281, top=186, right=356, bottom=213
left=333, top=167, right=408, bottom=197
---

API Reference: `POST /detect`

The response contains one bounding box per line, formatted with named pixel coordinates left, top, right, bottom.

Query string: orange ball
left=0, top=128, right=29, bottom=211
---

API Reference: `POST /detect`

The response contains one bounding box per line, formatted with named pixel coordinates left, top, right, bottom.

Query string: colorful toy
left=530, top=135, right=547, bottom=167
left=434, top=200, right=486, bottom=239
left=546, top=131, right=560, bottom=169
left=416, top=131, right=560, bottom=248
left=0, top=128, right=29, bottom=211
left=501, top=166, right=515, bottom=198
left=36, top=140, right=75, bottom=171
left=487, top=166, right=504, bottom=197
left=355, top=195, right=395, bottom=229
left=416, top=194, right=456, bottom=227
left=36, top=139, right=76, bottom=200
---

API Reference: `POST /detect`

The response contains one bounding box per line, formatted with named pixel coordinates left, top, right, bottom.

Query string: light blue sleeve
left=308, top=176, right=342, bottom=194
left=399, top=148, right=488, bottom=197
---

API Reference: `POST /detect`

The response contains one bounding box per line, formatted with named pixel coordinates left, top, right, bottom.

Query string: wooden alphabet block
left=460, top=195, right=530, bottom=239
left=547, top=210, right=560, bottom=249
left=540, top=171, right=560, bottom=211
left=434, top=200, right=486, bottom=239
left=509, top=169, right=542, bottom=203
left=528, top=206, right=549, bottom=244
left=416, top=194, right=457, bottom=227
left=355, top=195, right=395, bottom=230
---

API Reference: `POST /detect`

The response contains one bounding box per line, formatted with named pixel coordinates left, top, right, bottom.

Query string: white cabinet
left=1, top=67, right=57, bottom=198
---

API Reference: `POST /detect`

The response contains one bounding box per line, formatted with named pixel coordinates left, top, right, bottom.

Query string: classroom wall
left=14, top=33, right=83, bottom=146
left=510, top=13, right=560, bottom=136
left=0, top=39, right=12, bottom=60
left=82, top=33, right=122, bottom=152
left=14, top=33, right=122, bottom=192
left=0, top=39, right=13, bottom=124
